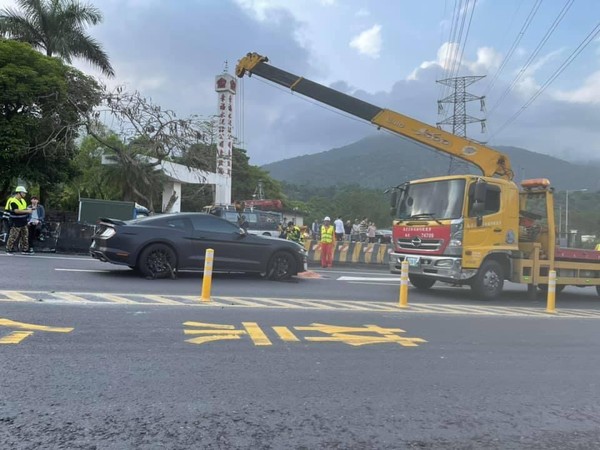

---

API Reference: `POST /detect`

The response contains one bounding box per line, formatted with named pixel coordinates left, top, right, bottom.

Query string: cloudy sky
left=3, top=0, right=599, bottom=164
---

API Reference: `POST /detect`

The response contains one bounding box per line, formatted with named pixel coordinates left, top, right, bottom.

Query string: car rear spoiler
left=98, top=217, right=127, bottom=226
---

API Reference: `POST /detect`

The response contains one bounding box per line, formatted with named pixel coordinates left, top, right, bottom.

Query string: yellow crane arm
left=236, top=52, right=513, bottom=180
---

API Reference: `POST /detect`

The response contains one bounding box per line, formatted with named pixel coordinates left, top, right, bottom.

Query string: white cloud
left=465, top=47, right=502, bottom=73
left=355, top=8, right=370, bottom=17
left=513, top=48, right=563, bottom=97
left=554, top=71, right=600, bottom=104
left=408, top=43, right=500, bottom=80
left=407, top=42, right=459, bottom=80
left=233, top=0, right=285, bottom=21
left=349, top=24, right=382, bottom=59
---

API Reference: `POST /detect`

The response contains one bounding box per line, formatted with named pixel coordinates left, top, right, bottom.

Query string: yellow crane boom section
left=236, top=52, right=513, bottom=180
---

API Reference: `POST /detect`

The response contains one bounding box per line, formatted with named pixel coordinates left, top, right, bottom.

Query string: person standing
left=27, top=195, right=45, bottom=244
left=359, top=217, right=368, bottom=243
left=285, top=221, right=302, bottom=244
left=320, top=216, right=335, bottom=268
left=351, top=219, right=360, bottom=242
left=367, top=222, right=377, bottom=243
left=5, top=186, right=33, bottom=254
left=334, top=216, right=344, bottom=242
left=344, top=220, right=352, bottom=241
left=311, top=219, right=319, bottom=240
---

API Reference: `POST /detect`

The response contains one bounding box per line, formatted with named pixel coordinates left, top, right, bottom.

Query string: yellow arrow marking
left=0, top=318, right=73, bottom=333
left=0, top=331, right=34, bottom=344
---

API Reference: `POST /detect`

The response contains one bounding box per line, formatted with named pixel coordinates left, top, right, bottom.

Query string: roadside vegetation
left=0, top=0, right=597, bottom=237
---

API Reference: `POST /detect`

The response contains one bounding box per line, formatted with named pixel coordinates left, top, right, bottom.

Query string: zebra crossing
left=2, top=290, right=600, bottom=318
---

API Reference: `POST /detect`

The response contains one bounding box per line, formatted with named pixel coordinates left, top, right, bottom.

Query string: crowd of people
left=3, top=186, right=45, bottom=255
left=310, top=216, right=378, bottom=243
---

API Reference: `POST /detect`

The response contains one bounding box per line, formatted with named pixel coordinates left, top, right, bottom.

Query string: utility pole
left=436, top=75, right=486, bottom=174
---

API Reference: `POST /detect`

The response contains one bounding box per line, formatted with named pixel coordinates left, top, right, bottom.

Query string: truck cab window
left=469, top=183, right=501, bottom=216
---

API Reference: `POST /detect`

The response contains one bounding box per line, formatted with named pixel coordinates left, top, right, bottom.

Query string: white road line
left=338, top=276, right=400, bottom=282
left=55, top=268, right=112, bottom=273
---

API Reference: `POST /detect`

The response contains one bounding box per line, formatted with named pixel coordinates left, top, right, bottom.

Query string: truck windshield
left=397, top=179, right=466, bottom=220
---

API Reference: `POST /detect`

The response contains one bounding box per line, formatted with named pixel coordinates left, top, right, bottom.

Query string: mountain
left=261, top=133, right=600, bottom=191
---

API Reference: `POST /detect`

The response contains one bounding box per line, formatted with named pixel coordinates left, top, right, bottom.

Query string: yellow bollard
left=546, top=270, right=556, bottom=314
left=398, top=260, right=410, bottom=308
left=201, top=248, right=214, bottom=303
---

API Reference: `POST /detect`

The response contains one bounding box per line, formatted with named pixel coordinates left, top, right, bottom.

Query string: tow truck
left=236, top=52, right=600, bottom=299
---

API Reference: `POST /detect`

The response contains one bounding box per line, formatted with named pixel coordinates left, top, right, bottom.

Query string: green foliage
left=0, top=0, right=114, bottom=76
left=179, top=145, right=287, bottom=211
left=282, top=182, right=391, bottom=227
left=0, top=39, right=101, bottom=200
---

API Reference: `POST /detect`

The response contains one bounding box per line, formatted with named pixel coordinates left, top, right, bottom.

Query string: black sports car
left=90, top=213, right=307, bottom=280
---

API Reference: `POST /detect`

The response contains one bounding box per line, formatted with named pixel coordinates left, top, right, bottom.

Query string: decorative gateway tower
left=214, top=69, right=236, bottom=205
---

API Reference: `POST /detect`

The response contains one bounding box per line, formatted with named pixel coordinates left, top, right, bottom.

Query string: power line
left=487, top=0, right=575, bottom=118
left=489, top=21, right=600, bottom=141
left=439, top=0, right=465, bottom=104
left=438, top=0, right=477, bottom=120
left=483, top=0, right=544, bottom=97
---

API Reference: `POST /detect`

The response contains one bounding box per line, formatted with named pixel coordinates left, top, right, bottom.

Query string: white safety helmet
left=15, top=186, right=27, bottom=193
left=324, top=216, right=331, bottom=221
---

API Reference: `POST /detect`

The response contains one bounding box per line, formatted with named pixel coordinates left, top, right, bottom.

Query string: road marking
left=3, top=290, right=600, bottom=319
left=96, top=293, right=137, bottom=304
left=0, top=331, right=34, bottom=344
left=249, top=297, right=303, bottom=308
left=0, top=317, right=74, bottom=344
left=282, top=299, right=337, bottom=309
left=144, top=295, right=185, bottom=305
left=321, top=300, right=373, bottom=311
left=51, top=292, right=89, bottom=303
left=272, top=326, right=300, bottom=342
left=55, top=268, right=110, bottom=273
left=242, top=322, right=272, bottom=346
left=338, top=276, right=399, bottom=282
left=3, top=291, right=34, bottom=302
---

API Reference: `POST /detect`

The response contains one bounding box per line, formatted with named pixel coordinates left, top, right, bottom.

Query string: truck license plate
left=406, top=256, right=420, bottom=267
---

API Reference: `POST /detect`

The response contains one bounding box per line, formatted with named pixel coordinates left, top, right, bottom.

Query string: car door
left=189, top=214, right=265, bottom=272
left=161, top=217, right=197, bottom=268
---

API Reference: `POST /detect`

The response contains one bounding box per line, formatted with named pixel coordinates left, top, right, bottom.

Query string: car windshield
left=396, top=179, right=465, bottom=220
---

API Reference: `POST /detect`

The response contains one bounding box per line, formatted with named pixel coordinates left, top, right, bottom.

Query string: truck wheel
left=409, top=274, right=436, bottom=290
left=471, top=260, right=504, bottom=300
left=138, top=244, right=177, bottom=279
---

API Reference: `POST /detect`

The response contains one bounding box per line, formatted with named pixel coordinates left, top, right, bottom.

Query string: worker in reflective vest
left=5, top=186, right=33, bottom=254
left=320, top=216, right=335, bottom=268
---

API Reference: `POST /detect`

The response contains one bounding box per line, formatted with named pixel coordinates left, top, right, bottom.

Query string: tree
left=0, top=39, right=101, bottom=201
left=73, top=89, right=214, bottom=212
left=0, top=0, right=114, bottom=77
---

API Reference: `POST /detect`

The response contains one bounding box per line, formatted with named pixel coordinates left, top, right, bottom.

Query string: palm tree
left=0, top=0, right=114, bottom=77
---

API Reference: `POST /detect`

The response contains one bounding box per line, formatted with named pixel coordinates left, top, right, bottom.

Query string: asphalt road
left=2, top=254, right=600, bottom=449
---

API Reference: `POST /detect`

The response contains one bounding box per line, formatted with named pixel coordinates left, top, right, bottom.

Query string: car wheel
left=266, top=251, right=296, bottom=281
left=408, top=274, right=436, bottom=290
left=138, top=244, right=177, bottom=279
left=471, top=260, right=504, bottom=300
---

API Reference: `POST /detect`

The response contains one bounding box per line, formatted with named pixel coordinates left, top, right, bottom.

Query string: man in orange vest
left=320, top=216, right=335, bottom=268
